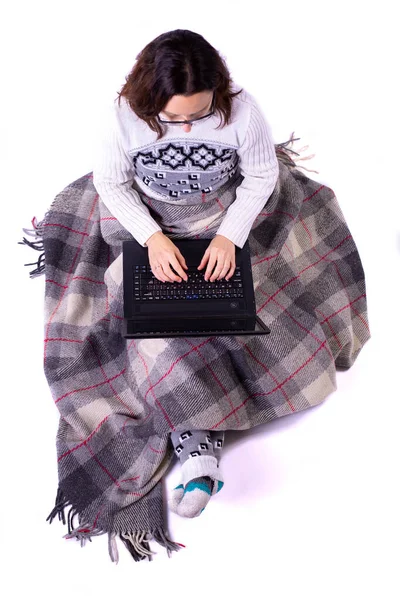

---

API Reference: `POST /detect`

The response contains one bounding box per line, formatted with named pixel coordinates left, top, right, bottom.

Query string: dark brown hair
left=115, top=29, right=243, bottom=141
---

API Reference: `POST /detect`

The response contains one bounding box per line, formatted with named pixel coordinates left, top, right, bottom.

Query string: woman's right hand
left=145, top=231, right=188, bottom=283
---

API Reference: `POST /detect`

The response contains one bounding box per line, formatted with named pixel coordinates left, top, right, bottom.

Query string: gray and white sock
left=168, top=429, right=225, bottom=518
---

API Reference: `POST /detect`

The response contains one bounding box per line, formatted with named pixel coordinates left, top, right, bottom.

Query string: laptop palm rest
left=136, top=300, right=245, bottom=314
left=125, top=314, right=270, bottom=338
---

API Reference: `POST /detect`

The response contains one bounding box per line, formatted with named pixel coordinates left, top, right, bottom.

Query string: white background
left=2, top=1, right=399, bottom=598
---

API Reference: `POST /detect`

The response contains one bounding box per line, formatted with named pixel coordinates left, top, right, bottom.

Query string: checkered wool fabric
left=22, top=140, right=370, bottom=564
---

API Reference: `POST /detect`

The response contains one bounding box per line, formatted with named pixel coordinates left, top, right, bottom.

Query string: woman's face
left=160, top=90, right=214, bottom=133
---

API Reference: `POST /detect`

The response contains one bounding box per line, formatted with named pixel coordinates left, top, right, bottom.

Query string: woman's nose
left=182, top=123, right=192, bottom=132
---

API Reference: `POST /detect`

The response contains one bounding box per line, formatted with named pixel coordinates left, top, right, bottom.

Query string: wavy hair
left=115, top=29, right=243, bottom=141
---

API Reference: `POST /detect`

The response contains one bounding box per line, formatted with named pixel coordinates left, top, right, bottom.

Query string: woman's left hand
left=197, top=235, right=236, bottom=281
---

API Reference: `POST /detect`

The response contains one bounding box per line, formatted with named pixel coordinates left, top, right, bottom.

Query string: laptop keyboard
left=133, top=265, right=244, bottom=301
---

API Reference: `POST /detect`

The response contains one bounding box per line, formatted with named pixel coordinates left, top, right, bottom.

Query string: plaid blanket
left=20, top=135, right=370, bottom=564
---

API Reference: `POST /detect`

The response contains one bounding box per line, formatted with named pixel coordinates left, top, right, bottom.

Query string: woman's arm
left=92, top=103, right=162, bottom=247
left=215, top=95, right=279, bottom=248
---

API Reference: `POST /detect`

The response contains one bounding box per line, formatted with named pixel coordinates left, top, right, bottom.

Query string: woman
left=93, top=28, right=279, bottom=519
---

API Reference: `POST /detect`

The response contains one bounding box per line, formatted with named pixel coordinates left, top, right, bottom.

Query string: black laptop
left=122, top=237, right=271, bottom=339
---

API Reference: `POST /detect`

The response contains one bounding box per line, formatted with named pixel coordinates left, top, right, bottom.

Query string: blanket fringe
left=18, top=132, right=318, bottom=278
left=117, top=528, right=183, bottom=563
left=18, top=216, right=46, bottom=278
left=46, top=486, right=184, bottom=564
left=275, top=131, right=319, bottom=174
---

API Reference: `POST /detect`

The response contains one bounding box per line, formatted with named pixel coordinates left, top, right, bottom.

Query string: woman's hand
left=146, top=231, right=188, bottom=283
left=197, top=235, right=236, bottom=281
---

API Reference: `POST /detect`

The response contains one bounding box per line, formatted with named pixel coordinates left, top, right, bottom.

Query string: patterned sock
left=168, top=429, right=225, bottom=518
left=209, top=430, right=225, bottom=466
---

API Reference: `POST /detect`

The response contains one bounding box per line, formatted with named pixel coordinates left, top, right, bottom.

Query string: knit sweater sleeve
left=215, top=95, right=279, bottom=248
left=92, top=104, right=162, bottom=247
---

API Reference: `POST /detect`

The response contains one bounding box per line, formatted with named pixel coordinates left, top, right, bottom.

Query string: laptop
left=122, top=237, right=271, bottom=339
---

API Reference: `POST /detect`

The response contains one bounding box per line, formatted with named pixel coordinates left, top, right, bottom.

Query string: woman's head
left=116, top=29, right=243, bottom=140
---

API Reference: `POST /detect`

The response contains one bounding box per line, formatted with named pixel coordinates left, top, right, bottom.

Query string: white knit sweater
left=92, top=83, right=279, bottom=248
